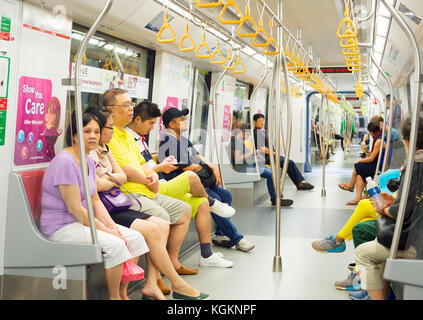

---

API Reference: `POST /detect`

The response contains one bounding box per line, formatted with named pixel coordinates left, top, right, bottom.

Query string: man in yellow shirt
left=104, top=89, right=234, bottom=279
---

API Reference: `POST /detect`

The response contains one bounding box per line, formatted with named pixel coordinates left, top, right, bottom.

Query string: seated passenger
left=339, top=120, right=385, bottom=205
left=355, top=112, right=423, bottom=300
left=40, top=112, right=148, bottom=300
left=85, top=106, right=208, bottom=300
left=253, top=113, right=314, bottom=191
left=103, top=89, right=234, bottom=272
left=138, top=105, right=254, bottom=252
left=231, top=123, right=293, bottom=207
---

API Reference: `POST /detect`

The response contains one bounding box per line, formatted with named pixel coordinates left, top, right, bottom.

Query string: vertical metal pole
left=74, top=0, right=114, bottom=244
left=370, top=55, right=394, bottom=173
left=380, top=0, right=422, bottom=260
left=370, top=73, right=387, bottom=180
left=210, top=69, right=229, bottom=189
left=319, top=94, right=329, bottom=197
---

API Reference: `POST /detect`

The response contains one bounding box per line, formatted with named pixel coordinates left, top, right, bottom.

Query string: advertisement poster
left=14, top=76, right=63, bottom=165
left=71, top=63, right=149, bottom=99
left=0, top=56, right=10, bottom=146
left=222, top=105, right=232, bottom=142
left=0, top=14, right=11, bottom=41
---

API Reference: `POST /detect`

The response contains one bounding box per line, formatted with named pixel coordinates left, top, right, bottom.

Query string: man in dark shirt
left=231, top=123, right=293, bottom=207
left=253, top=113, right=314, bottom=190
left=156, top=107, right=255, bottom=252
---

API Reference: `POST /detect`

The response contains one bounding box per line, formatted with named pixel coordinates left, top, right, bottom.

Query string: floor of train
left=131, top=145, right=361, bottom=300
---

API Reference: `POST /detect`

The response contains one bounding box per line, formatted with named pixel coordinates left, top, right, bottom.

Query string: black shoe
left=296, top=182, right=315, bottom=190
left=271, top=198, right=294, bottom=207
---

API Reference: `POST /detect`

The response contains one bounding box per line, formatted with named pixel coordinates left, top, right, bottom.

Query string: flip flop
left=339, top=184, right=354, bottom=192
left=346, top=200, right=360, bottom=205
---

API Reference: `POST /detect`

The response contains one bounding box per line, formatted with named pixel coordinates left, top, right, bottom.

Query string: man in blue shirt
left=158, top=107, right=255, bottom=252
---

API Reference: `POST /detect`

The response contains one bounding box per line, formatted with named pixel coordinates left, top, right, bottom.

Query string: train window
left=189, top=69, right=211, bottom=149
left=69, top=24, right=151, bottom=111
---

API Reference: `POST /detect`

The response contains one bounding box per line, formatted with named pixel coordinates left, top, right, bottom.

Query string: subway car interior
left=0, top=0, right=423, bottom=302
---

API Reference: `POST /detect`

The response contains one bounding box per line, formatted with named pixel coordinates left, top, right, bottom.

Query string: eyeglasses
left=111, top=102, right=135, bottom=108
left=104, top=125, right=114, bottom=130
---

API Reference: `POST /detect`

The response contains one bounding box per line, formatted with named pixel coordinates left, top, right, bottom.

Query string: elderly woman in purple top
left=40, top=111, right=148, bottom=300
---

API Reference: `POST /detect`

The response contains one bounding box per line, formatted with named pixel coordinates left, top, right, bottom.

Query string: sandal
left=346, top=200, right=360, bottom=205
left=338, top=184, right=354, bottom=192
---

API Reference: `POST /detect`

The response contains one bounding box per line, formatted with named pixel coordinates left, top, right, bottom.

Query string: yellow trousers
left=338, top=199, right=378, bottom=241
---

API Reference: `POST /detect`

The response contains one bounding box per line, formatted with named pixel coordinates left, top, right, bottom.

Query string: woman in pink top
left=40, top=112, right=148, bottom=300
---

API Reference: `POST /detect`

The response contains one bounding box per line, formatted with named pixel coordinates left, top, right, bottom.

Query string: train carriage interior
left=1, top=0, right=423, bottom=302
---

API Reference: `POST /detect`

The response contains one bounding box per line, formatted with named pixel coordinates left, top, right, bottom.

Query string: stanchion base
left=321, top=189, right=326, bottom=197
left=273, top=256, right=282, bottom=272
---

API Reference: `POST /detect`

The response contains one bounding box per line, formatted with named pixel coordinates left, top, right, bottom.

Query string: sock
left=208, top=196, right=215, bottom=207
left=200, top=243, right=213, bottom=258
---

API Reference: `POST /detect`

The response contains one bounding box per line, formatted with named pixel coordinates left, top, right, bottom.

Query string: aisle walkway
left=174, top=146, right=362, bottom=300
left=130, top=146, right=362, bottom=300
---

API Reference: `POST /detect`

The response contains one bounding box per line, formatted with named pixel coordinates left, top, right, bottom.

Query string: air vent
left=386, top=43, right=400, bottom=66
left=399, top=3, right=422, bottom=25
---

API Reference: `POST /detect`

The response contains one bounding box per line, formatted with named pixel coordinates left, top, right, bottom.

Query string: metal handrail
left=370, top=54, right=394, bottom=173
left=369, top=73, right=387, bottom=180
left=210, top=66, right=231, bottom=189
left=74, top=0, right=114, bottom=244
left=318, top=94, right=330, bottom=197
left=380, top=0, right=422, bottom=260
left=355, top=0, right=375, bottom=23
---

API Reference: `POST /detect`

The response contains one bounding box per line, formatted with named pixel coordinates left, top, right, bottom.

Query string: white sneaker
left=199, top=252, right=234, bottom=268
left=210, top=200, right=235, bottom=218
left=235, top=239, right=255, bottom=252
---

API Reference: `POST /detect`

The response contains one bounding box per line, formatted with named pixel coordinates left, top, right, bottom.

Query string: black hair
left=367, top=120, right=381, bottom=134
left=400, top=111, right=423, bottom=149
left=386, top=94, right=391, bottom=101
left=102, top=88, right=128, bottom=107
left=84, top=106, right=111, bottom=130
left=253, top=113, right=265, bottom=121
left=65, top=111, right=100, bottom=147
left=132, top=100, right=161, bottom=123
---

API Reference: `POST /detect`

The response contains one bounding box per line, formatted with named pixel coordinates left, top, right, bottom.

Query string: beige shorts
left=130, top=193, right=191, bottom=224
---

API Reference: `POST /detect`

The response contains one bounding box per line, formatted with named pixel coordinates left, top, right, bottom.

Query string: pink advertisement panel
left=14, top=76, right=62, bottom=165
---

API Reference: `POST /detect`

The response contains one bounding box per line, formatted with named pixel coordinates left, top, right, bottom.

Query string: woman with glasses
left=85, top=106, right=209, bottom=300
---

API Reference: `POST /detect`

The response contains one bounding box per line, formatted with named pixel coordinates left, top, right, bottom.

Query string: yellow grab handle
left=219, top=0, right=243, bottom=25
left=345, top=54, right=360, bottom=63
left=234, top=54, right=246, bottom=73
left=223, top=49, right=235, bottom=69
left=340, top=36, right=358, bottom=49
left=343, top=45, right=359, bottom=55
left=179, top=23, right=196, bottom=52
left=195, top=0, right=222, bottom=8
left=237, top=5, right=258, bottom=37
left=157, top=12, right=176, bottom=43
left=210, top=41, right=225, bottom=64
left=336, top=8, right=358, bottom=38
left=196, top=33, right=211, bottom=58
left=263, top=37, right=280, bottom=55
left=251, top=19, right=270, bottom=47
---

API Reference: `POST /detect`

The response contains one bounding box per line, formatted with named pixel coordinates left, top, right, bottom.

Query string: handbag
left=196, top=163, right=217, bottom=188
left=121, top=260, right=145, bottom=282
left=99, top=186, right=133, bottom=213
left=98, top=172, right=142, bottom=213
